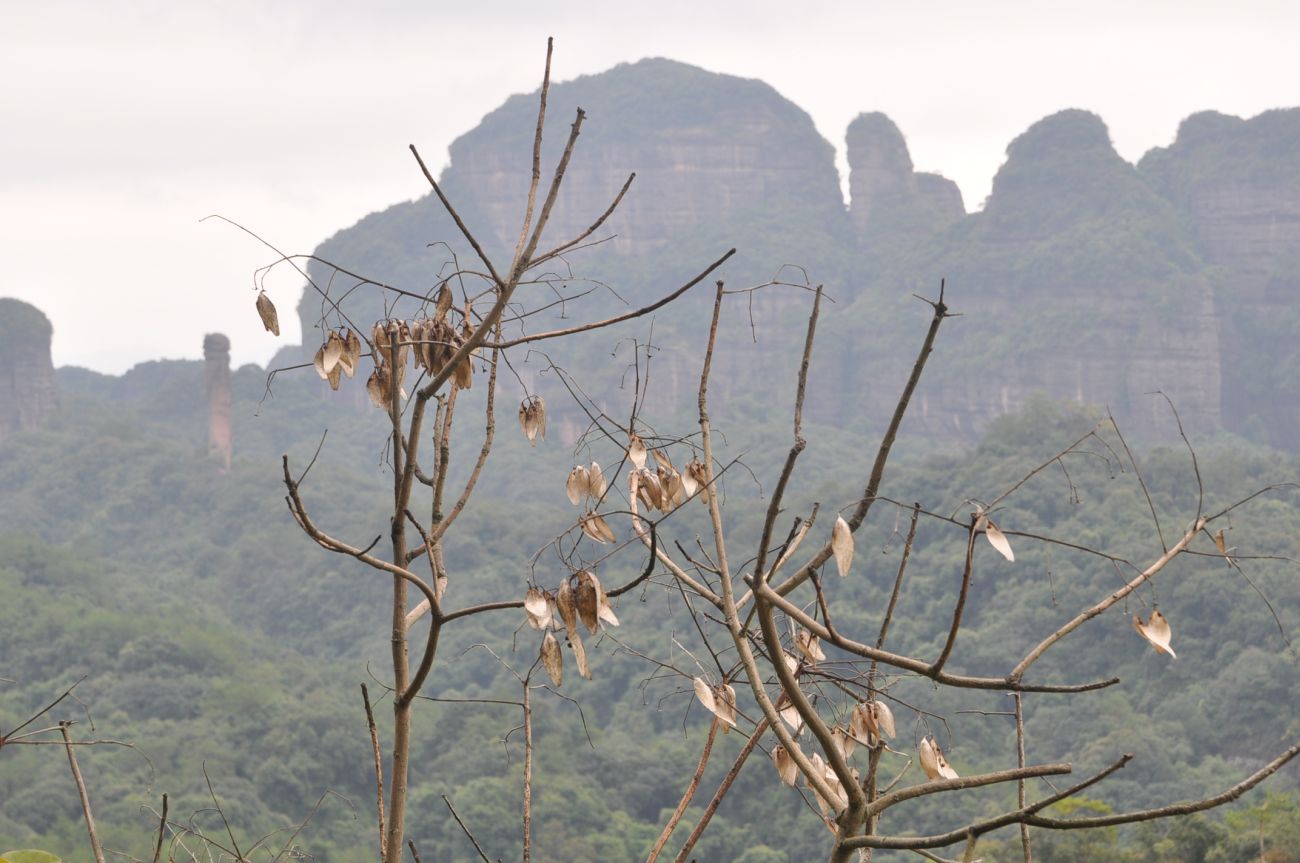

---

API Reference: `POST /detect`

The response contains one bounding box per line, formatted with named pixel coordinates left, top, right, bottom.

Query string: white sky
left=3, top=0, right=1297, bottom=374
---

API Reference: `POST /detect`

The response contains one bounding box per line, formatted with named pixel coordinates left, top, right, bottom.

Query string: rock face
left=203, top=333, right=233, bottom=470
left=1140, top=109, right=1300, bottom=448
left=846, top=112, right=964, bottom=241
left=0, top=298, right=59, bottom=442
left=844, top=110, right=1223, bottom=441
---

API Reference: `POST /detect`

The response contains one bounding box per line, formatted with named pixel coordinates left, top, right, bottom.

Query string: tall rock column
left=0, top=298, right=59, bottom=443
left=203, top=333, right=232, bottom=470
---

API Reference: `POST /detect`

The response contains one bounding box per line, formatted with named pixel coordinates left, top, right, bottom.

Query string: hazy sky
left=4, top=1, right=1298, bottom=373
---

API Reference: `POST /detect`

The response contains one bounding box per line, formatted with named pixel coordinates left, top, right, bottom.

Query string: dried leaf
left=255, top=291, right=280, bottom=336
left=795, top=628, right=826, bottom=663
left=982, top=517, right=1015, bottom=562
left=1133, top=609, right=1177, bottom=659
left=628, top=432, right=647, bottom=471
left=772, top=744, right=799, bottom=786
left=326, top=360, right=343, bottom=391
left=686, top=460, right=708, bottom=500
left=566, top=466, right=589, bottom=506
left=640, top=469, right=664, bottom=510
left=524, top=587, right=551, bottom=630
left=680, top=463, right=699, bottom=498
left=587, top=461, right=606, bottom=497
left=540, top=631, right=563, bottom=686
left=652, top=448, right=674, bottom=472
left=831, top=515, right=854, bottom=578
left=778, top=700, right=805, bottom=735
left=574, top=570, right=600, bottom=633
left=532, top=398, right=547, bottom=444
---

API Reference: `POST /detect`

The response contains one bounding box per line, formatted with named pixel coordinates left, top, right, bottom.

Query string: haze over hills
left=3, top=57, right=1300, bottom=863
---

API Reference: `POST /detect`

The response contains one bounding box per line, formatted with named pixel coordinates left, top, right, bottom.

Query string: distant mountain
left=292, top=59, right=1300, bottom=448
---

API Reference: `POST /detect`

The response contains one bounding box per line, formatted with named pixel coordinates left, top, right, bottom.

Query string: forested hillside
left=4, top=56, right=1300, bottom=863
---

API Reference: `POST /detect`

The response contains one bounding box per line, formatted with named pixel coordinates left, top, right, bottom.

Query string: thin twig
left=60, top=722, right=106, bottom=863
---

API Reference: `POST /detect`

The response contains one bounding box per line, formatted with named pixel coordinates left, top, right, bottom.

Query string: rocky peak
left=0, top=298, right=59, bottom=443
left=203, top=333, right=232, bottom=470
left=846, top=112, right=964, bottom=238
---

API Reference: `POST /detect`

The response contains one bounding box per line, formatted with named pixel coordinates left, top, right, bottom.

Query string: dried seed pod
left=566, top=466, right=589, bottom=506
left=570, top=627, right=591, bottom=680
left=686, top=460, right=709, bottom=501
left=255, top=290, right=280, bottom=336
left=680, top=462, right=700, bottom=498
left=831, top=515, right=854, bottom=578
left=850, top=702, right=879, bottom=747
left=326, top=360, right=343, bottom=391
left=435, top=282, right=453, bottom=319
left=777, top=695, right=805, bottom=735
left=345, top=328, right=362, bottom=374
left=976, top=514, right=1015, bottom=562
left=322, top=330, right=345, bottom=375
left=580, top=511, right=616, bottom=545
left=594, top=575, right=619, bottom=627
left=693, top=676, right=717, bottom=715
left=574, top=570, right=601, bottom=633
left=366, top=367, right=388, bottom=409
left=640, top=469, right=664, bottom=510
left=397, top=321, right=413, bottom=370
left=832, top=725, right=857, bottom=760
left=919, top=736, right=958, bottom=781
left=1133, top=609, right=1177, bottom=659
left=540, top=631, right=563, bottom=686
left=772, top=744, right=799, bottom=786
left=313, top=344, right=328, bottom=380
left=795, top=628, right=825, bottom=663
left=652, top=448, right=674, bottom=472
left=712, top=683, right=738, bottom=729
left=871, top=701, right=896, bottom=740
left=1213, top=528, right=1228, bottom=554
left=524, top=587, right=551, bottom=630
left=628, top=432, right=647, bottom=471
left=556, top=580, right=579, bottom=641
left=518, top=397, right=546, bottom=446
left=587, top=461, right=606, bottom=497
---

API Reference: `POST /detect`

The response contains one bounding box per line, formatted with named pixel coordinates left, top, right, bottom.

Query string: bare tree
left=257, top=40, right=1298, bottom=863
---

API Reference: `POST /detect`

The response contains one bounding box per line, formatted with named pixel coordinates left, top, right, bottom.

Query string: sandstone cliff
left=1140, top=109, right=1300, bottom=448
left=0, top=298, right=59, bottom=442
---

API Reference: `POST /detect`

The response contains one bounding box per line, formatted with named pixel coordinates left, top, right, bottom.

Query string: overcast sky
left=4, top=1, right=1297, bottom=374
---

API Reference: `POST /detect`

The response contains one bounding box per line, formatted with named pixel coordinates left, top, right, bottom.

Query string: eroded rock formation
left=0, top=298, right=58, bottom=443
left=846, top=112, right=964, bottom=240
left=203, top=333, right=232, bottom=470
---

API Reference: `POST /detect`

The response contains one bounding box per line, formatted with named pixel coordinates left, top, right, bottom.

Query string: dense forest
left=3, top=57, right=1300, bottom=862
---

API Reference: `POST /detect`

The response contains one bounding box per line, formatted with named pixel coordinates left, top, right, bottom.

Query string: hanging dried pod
left=686, top=460, right=709, bottom=502
left=871, top=701, right=896, bottom=740
left=397, top=321, right=413, bottom=370
left=1133, top=609, right=1177, bottom=659
left=566, top=466, right=589, bottom=506
left=594, top=577, right=619, bottom=628
left=771, top=744, right=799, bottom=786
left=680, top=462, right=700, bottom=498
left=322, top=330, right=345, bottom=374
left=1213, top=528, right=1228, bottom=555
left=540, top=631, right=563, bottom=686
left=694, top=679, right=737, bottom=729
left=580, top=511, right=616, bottom=545
left=326, top=360, right=343, bottom=391
left=574, top=570, right=601, bottom=633
left=570, top=627, right=592, bottom=680
left=850, top=701, right=879, bottom=747
left=255, top=290, right=280, bottom=335
left=831, top=515, right=854, bottom=578
left=628, top=432, right=647, bottom=471
left=366, top=367, right=389, bottom=409
left=313, top=344, right=328, bottom=380
left=776, top=694, right=805, bottom=735
left=832, top=725, right=857, bottom=760
left=341, top=329, right=361, bottom=378
left=808, top=753, right=848, bottom=815
left=435, top=282, right=454, bottom=319
left=919, top=736, right=958, bottom=781
left=652, top=449, right=674, bottom=472
left=795, top=628, right=826, bottom=663
left=976, top=514, right=1015, bottom=562
left=518, top=397, right=546, bottom=446
left=524, top=587, right=551, bottom=630
left=556, top=580, right=579, bottom=641
left=587, top=461, right=606, bottom=497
